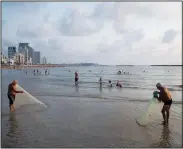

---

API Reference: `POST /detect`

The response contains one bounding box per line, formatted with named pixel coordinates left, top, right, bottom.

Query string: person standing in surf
left=155, top=83, right=172, bottom=125
left=75, top=72, right=79, bottom=85
left=99, top=77, right=102, bottom=87
left=116, top=81, right=122, bottom=88
left=7, top=80, right=24, bottom=112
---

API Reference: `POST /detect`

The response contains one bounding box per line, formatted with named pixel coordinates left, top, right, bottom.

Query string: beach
left=1, top=66, right=182, bottom=148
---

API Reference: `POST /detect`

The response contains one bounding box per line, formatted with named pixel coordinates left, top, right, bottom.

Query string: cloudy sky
left=2, top=2, right=182, bottom=65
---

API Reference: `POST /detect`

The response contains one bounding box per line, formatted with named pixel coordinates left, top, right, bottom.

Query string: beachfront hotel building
left=14, top=53, right=25, bottom=64
left=42, top=56, right=47, bottom=64
left=33, top=51, right=41, bottom=64
left=8, top=47, right=16, bottom=59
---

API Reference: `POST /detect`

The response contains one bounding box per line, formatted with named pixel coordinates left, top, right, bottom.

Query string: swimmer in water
left=116, top=81, right=122, bottom=88
left=45, top=69, right=47, bottom=76
left=7, top=80, right=24, bottom=112
left=155, top=83, right=172, bottom=125
left=108, top=80, right=112, bottom=87
left=33, top=69, right=36, bottom=75
left=75, top=72, right=79, bottom=85
left=99, top=77, right=102, bottom=86
left=117, top=71, right=121, bottom=75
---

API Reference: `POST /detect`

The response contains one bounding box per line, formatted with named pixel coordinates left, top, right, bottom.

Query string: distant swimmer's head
left=12, top=80, right=18, bottom=85
left=156, top=83, right=162, bottom=90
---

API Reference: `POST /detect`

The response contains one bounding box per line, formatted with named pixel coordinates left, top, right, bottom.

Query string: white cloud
left=2, top=2, right=182, bottom=65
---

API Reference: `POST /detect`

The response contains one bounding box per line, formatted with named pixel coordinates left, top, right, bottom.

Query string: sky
left=2, top=2, right=182, bottom=65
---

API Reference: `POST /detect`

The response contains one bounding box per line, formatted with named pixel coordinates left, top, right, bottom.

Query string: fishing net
left=136, top=96, right=163, bottom=126
left=14, top=84, right=47, bottom=109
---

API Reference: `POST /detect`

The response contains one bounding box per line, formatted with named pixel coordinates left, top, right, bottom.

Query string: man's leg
left=161, top=106, right=166, bottom=123
left=166, top=105, right=171, bottom=124
left=162, top=105, right=170, bottom=124
left=10, top=104, right=14, bottom=112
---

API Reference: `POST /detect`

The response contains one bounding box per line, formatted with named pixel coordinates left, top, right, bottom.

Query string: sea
left=1, top=65, right=182, bottom=147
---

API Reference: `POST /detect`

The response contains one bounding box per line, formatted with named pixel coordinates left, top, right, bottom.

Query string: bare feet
left=162, top=121, right=167, bottom=125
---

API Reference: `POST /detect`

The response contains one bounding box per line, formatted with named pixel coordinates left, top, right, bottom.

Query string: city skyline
left=2, top=2, right=181, bottom=65
left=4, top=42, right=42, bottom=65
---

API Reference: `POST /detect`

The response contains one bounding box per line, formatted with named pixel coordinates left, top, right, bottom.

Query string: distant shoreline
left=116, top=65, right=182, bottom=66
left=1, top=64, right=65, bottom=69
left=150, top=65, right=182, bottom=66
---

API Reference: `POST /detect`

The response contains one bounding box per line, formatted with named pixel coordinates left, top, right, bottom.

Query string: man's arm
left=157, top=91, right=162, bottom=102
left=12, top=86, right=23, bottom=93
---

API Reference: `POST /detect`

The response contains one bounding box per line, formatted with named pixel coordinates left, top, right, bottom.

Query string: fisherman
left=75, top=72, right=79, bottom=85
left=7, top=80, right=24, bottom=112
left=155, top=83, right=172, bottom=125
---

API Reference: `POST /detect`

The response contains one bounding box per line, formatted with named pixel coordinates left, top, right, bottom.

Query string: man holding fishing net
left=7, top=80, right=24, bottom=112
left=154, top=83, right=172, bottom=125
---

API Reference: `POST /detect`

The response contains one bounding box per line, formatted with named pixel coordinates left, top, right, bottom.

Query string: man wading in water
left=156, top=83, right=172, bottom=125
left=75, top=72, right=79, bottom=85
left=7, top=80, right=24, bottom=112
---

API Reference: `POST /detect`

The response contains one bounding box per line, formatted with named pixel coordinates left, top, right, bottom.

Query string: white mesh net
left=14, top=84, right=47, bottom=109
left=136, top=97, right=164, bottom=126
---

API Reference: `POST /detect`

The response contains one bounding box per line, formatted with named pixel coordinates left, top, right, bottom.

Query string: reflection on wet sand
left=75, top=85, right=79, bottom=92
left=7, top=113, right=18, bottom=138
left=150, top=125, right=172, bottom=147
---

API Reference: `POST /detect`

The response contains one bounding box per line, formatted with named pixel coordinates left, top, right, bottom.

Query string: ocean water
left=1, top=66, right=182, bottom=147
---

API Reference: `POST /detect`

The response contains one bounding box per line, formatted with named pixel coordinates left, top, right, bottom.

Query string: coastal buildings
left=14, top=53, right=25, bottom=64
left=18, top=43, right=36, bottom=65
left=8, top=47, right=16, bottom=59
left=28, top=57, right=32, bottom=65
left=42, top=57, right=47, bottom=64
left=8, top=59, right=14, bottom=65
left=33, top=51, right=41, bottom=64
left=1, top=53, right=8, bottom=64
left=3, top=42, right=42, bottom=66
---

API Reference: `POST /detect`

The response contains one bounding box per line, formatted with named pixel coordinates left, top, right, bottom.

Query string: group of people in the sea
left=117, top=70, right=130, bottom=75
left=74, top=71, right=123, bottom=88
left=25, top=69, right=50, bottom=76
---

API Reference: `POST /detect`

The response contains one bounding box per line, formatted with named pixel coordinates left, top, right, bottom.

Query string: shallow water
left=1, top=66, right=182, bottom=147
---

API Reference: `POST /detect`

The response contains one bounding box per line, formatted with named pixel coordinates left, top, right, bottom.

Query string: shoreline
left=1, top=64, right=65, bottom=69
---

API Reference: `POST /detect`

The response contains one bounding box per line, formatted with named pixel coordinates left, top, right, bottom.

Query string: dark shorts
left=164, top=99, right=172, bottom=106
left=8, top=94, right=15, bottom=107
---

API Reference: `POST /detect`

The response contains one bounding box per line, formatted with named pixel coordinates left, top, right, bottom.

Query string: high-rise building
left=42, top=57, right=47, bottom=64
left=27, top=46, right=34, bottom=62
left=8, top=47, right=16, bottom=59
left=33, top=51, right=41, bottom=64
left=18, top=43, right=34, bottom=64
